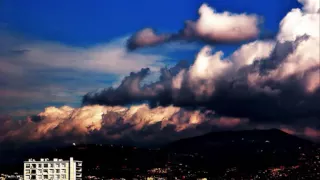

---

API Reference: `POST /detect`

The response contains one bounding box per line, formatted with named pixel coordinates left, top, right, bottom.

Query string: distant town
left=0, top=129, right=319, bottom=180
left=1, top=147, right=320, bottom=180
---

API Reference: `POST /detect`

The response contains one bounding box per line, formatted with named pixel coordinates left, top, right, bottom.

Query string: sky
left=0, top=0, right=319, bottom=145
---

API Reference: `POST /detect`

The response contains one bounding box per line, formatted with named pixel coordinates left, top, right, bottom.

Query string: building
left=23, top=157, right=82, bottom=180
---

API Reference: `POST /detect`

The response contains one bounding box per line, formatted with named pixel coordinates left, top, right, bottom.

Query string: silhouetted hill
left=165, top=128, right=314, bottom=174
left=166, top=128, right=312, bottom=152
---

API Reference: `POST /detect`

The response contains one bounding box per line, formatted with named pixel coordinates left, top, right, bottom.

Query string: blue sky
left=0, top=0, right=302, bottom=116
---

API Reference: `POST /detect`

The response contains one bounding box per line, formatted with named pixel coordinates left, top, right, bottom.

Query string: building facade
left=23, top=157, right=82, bottom=180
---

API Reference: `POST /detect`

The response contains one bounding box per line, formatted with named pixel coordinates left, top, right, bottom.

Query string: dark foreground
left=0, top=129, right=319, bottom=179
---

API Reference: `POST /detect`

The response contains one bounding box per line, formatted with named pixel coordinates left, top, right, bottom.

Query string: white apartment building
left=23, top=157, right=82, bottom=180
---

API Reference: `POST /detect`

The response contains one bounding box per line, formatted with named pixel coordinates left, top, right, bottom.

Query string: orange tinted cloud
left=280, top=128, right=296, bottom=135
left=0, top=104, right=249, bottom=143
left=304, top=127, right=320, bottom=138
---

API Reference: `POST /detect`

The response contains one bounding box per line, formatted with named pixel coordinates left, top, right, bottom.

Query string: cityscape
left=1, top=129, right=320, bottom=179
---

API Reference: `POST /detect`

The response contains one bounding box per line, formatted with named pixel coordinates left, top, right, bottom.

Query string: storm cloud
left=85, top=0, right=320, bottom=125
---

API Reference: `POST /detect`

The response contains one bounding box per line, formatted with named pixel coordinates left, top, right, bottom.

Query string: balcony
left=76, top=163, right=82, bottom=166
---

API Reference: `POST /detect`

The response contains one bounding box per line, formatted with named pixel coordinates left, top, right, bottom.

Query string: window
left=55, top=163, right=60, bottom=168
left=61, top=174, right=66, bottom=179
left=49, top=175, right=54, bottom=179
left=43, top=175, right=48, bottom=179
left=31, top=170, right=36, bottom=174
left=37, top=175, right=42, bottom=179
left=37, top=169, right=42, bottom=174
left=61, top=169, right=66, bottom=173
left=55, top=175, right=60, bottom=179
left=60, top=163, right=65, bottom=168
left=49, top=169, right=54, bottom=173
left=25, top=175, right=30, bottom=179
left=50, top=163, right=54, bottom=168
left=31, top=175, right=36, bottom=180
left=32, top=164, right=36, bottom=168
left=43, top=169, right=48, bottom=173
left=44, top=163, right=48, bottom=168
left=26, top=164, right=30, bottom=168
left=38, top=164, right=42, bottom=168
left=25, top=169, right=30, bottom=174
left=56, top=169, right=60, bottom=173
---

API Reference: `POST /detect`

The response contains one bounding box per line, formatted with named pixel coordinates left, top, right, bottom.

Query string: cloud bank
left=0, top=104, right=249, bottom=144
left=127, top=3, right=262, bottom=50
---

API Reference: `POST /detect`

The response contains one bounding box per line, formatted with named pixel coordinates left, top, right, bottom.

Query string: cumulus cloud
left=85, top=0, right=320, bottom=125
left=127, top=3, right=262, bottom=50
left=298, top=0, right=320, bottom=13
left=0, top=104, right=248, bottom=144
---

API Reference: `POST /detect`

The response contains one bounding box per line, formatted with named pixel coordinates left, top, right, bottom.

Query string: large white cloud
left=183, top=3, right=260, bottom=42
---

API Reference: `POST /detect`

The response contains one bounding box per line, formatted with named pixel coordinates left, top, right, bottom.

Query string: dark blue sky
left=0, top=0, right=302, bottom=115
left=1, top=0, right=301, bottom=46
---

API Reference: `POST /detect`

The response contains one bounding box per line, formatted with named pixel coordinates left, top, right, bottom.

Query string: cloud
left=304, top=127, right=320, bottom=138
left=0, top=34, right=165, bottom=75
left=127, top=28, right=175, bottom=50
left=1, top=0, right=319, bottom=146
left=280, top=126, right=320, bottom=141
left=84, top=0, right=320, bottom=126
left=280, top=127, right=296, bottom=135
left=0, top=104, right=248, bottom=144
left=298, top=0, right=320, bottom=13
left=127, top=3, right=262, bottom=50
left=0, top=32, right=169, bottom=114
